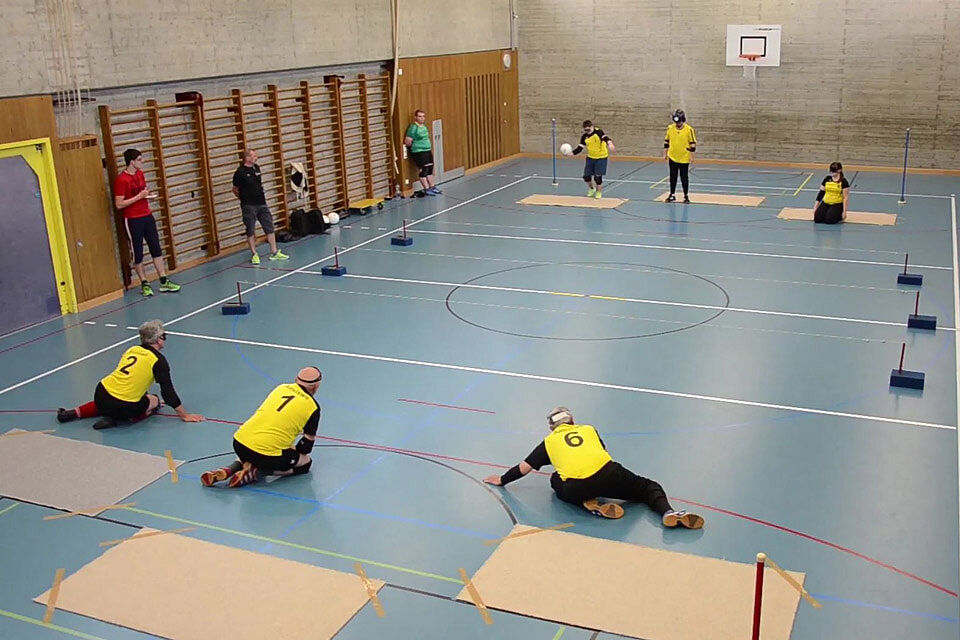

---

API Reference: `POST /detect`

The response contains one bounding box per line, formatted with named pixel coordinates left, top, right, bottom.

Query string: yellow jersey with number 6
left=234, top=383, right=319, bottom=456
left=100, top=345, right=158, bottom=402
left=544, top=424, right=611, bottom=480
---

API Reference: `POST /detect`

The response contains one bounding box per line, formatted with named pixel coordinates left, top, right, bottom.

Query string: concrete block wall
left=2, top=0, right=511, bottom=96
left=518, top=0, right=960, bottom=168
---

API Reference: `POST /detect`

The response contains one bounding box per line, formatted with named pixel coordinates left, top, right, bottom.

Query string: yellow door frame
left=0, top=137, right=77, bottom=314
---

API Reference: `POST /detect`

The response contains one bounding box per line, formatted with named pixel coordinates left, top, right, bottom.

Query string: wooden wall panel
left=395, top=49, right=519, bottom=192
left=55, top=136, right=123, bottom=302
left=202, top=94, right=246, bottom=253
left=0, top=96, right=58, bottom=145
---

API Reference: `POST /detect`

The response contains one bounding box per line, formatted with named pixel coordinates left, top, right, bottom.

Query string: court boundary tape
left=410, top=229, right=952, bottom=271
left=951, top=194, right=960, bottom=606
left=333, top=272, right=956, bottom=331
left=164, top=329, right=955, bottom=431
left=0, top=176, right=533, bottom=399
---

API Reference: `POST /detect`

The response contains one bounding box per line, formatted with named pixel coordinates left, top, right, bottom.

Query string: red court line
left=5, top=409, right=955, bottom=598
left=398, top=398, right=495, bottom=414
left=0, top=262, right=242, bottom=356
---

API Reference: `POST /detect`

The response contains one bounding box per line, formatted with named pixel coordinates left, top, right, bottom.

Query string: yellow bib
left=823, top=179, right=845, bottom=205
left=234, top=383, right=319, bottom=456
left=100, top=345, right=158, bottom=402
left=665, top=124, right=696, bottom=164
left=544, top=424, right=612, bottom=480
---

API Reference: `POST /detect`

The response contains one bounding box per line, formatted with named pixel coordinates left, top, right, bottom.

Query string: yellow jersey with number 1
left=234, top=383, right=319, bottom=456
left=100, top=345, right=158, bottom=402
left=543, top=424, right=611, bottom=480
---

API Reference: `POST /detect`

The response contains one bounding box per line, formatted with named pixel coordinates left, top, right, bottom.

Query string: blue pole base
left=890, top=369, right=925, bottom=390
left=221, top=302, right=251, bottom=315
left=321, top=265, right=347, bottom=276
left=391, top=236, right=413, bottom=246
left=907, top=314, right=937, bottom=330
left=897, top=273, right=923, bottom=286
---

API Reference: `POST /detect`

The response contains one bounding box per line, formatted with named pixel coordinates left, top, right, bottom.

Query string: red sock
left=75, top=402, right=99, bottom=419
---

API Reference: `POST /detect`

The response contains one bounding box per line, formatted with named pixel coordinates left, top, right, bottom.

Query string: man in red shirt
left=114, top=148, right=180, bottom=296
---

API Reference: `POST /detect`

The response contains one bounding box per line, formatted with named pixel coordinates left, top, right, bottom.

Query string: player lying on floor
left=484, top=406, right=703, bottom=528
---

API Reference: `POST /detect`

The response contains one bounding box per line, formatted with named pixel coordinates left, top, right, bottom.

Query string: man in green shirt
left=404, top=109, right=441, bottom=196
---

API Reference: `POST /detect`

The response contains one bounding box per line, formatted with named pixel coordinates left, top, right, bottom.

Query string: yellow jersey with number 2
left=100, top=345, right=158, bottom=402
left=543, top=423, right=612, bottom=481
left=234, top=383, right=319, bottom=456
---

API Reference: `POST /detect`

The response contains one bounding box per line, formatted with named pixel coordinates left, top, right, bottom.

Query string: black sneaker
left=665, top=194, right=676, bottom=203
left=56, top=408, right=77, bottom=423
left=93, top=417, right=117, bottom=430
left=683, top=195, right=691, bottom=203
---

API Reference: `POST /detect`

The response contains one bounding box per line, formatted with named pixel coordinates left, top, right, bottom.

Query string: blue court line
left=261, top=504, right=321, bottom=553
left=177, top=472, right=495, bottom=540
left=811, top=593, right=959, bottom=623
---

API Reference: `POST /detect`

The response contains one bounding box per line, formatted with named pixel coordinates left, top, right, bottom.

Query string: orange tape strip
left=43, top=502, right=136, bottom=521
left=354, top=563, right=386, bottom=617
left=164, top=450, right=178, bottom=483
left=1, top=429, right=55, bottom=437
left=99, top=527, right=196, bottom=547
left=765, top=556, right=822, bottom=609
left=459, top=568, right=493, bottom=625
left=484, top=522, right=574, bottom=546
left=43, top=568, right=65, bottom=623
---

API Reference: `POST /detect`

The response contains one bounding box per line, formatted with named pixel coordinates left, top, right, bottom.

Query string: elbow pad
left=295, top=437, right=315, bottom=455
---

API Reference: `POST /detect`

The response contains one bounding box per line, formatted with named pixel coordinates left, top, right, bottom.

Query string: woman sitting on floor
left=813, top=161, right=850, bottom=224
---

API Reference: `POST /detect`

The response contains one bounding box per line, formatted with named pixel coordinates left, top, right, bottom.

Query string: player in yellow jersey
left=200, top=367, right=322, bottom=488
left=567, top=120, right=615, bottom=199
left=813, top=162, right=850, bottom=224
left=56, top=320, right=203, bottom=429
left=485, top=407, right=703, bottom=528
left=663, top=109, right=697, bottom=203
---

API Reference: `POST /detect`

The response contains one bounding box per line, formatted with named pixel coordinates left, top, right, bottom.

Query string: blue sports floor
left=1, top=157, right=959, bottom=639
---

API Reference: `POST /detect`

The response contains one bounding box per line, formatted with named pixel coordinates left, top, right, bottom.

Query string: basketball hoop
left=739, top=53, right=761, bottom=79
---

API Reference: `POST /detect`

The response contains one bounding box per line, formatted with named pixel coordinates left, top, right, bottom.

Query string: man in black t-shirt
left=232, top=149, right=289, bottom=265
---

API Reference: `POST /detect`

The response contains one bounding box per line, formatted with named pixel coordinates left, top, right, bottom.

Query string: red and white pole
left=752, top=552, right=766, bottom=640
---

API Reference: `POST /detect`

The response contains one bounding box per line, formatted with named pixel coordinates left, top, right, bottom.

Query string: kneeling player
left=201, top=367, right=322, bottom=488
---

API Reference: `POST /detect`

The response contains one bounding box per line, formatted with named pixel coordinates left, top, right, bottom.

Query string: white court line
left=537, top=175, right=954, bottom=199
left=433, top=219, right=906, bottom=256
left=334, top=273, right=957, bottom=331
left=164, top=329, right=955, bottom=431
left=0, top=176, right=533, bottom=397
left=410, top=229, right=952, bottom=271
left=357, top=248, right=903, bottom=292
left=245, top=281, right=894, bottom=344
left=691, top=168, right=806, bottom=175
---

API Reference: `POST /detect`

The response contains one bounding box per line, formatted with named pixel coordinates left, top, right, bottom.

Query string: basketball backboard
left=726, top=25, right=781, bottom=67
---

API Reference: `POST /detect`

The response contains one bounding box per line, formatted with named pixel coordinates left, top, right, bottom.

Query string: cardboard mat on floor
left=518, top=194, right=628, bottom=209
left=36, top=528, right=384, bottom=640
left=459, top=525, right=803, bottom=640
left=778, top=207, right=897, bottom=226
left=654, top=192, right=765, bottom=206
left=0, top=430, right=171, bottom=514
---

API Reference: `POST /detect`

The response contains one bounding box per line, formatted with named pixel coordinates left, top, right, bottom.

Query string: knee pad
left=419, top=163, right=433, bottom=178
left=292, top=459, right=312, bottom=475
left=583, top=176, right=592, bottom=184
left=594, top=176, right=603, bottom=185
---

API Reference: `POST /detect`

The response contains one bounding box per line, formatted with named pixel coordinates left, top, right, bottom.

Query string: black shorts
left=94, top=382, right=150, bottom=421
left=814, top=201, right=844, bottom=224
left=125, top=215, right=162, bottom=264
left=233, top=438, right=299, bottom=473
left=411, top=150, right=434, bottom=177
